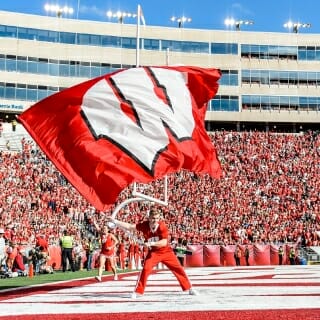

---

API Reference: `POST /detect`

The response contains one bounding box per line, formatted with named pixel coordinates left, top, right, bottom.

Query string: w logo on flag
left=82, top=67, right=195, bottom=174
left=18, top=66, right=222, bottom=210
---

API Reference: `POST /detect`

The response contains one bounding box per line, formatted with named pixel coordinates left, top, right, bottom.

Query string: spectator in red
left=4, top=226, right=12, bottom=242
left=134, top=241, right=141, bottom=269
left=36, top=234, right=48, bottom=252
left=12, top=247, right=26, bottom=275
left=118, top=239, right=126, bottom=270
left=128, top=239, right=135, bottom=268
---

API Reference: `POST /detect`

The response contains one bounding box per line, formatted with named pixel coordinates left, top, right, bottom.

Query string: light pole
left=171, top=16, right=192, bottom=28
left=44, top=4, right=74, bottom=18
left=224, top=18, right=254, bottom=31
left=283, top=21, right=311, bottom=33
left=106, top=10, right=137, bottom=24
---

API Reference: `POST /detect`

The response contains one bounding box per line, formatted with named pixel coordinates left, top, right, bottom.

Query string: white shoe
left=114, top=274, right=118, bottom=281
left=95, top=276, right=102, bottom=282
left=189, top=288, right=199, bottom=296
left=130, top=292, right=143, bottom=299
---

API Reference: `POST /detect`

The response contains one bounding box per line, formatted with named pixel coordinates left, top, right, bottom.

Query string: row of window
left=0, top=54, right=238, bottom=85
left=0, top=24, right=237, bottom=55
left=1, top=82, right=318, bottom=113
left=4, top=52, right=320, bottom=86
left=241, top=44, right=320, bottom=61
left=4, top=53, right=320, bottom=88
left=0, top=83, right=63, bottom=102
left=242, top=95, right=320, bottom=111
left=0, top=54, right=120, bottom=78
left=0, top=82, right=238, bottom=109
left=2, top=24, right=320, bottom=61
left=0, top=82, right=237, bottom=111
left=242, top=69, right=320, bottom=86
left=4, top=53, right=320, bottom=86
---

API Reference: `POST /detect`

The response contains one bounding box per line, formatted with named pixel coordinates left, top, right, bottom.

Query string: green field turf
left=0, top=269, right=125, bottom=291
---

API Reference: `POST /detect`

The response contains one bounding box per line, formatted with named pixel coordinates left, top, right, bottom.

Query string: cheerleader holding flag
left=107, top=208, right=198, bottom=298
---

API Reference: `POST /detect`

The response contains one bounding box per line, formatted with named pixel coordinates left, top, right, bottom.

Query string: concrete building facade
left=1, top=10, right=320, bottom=132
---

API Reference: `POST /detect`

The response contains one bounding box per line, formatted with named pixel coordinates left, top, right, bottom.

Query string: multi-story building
left=1, top=10, right=320, bottom=132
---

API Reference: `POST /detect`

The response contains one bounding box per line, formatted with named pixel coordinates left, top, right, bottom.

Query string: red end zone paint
left=1, top=267, right=319, bottom=319
left=1, top=310, right=320, bottom=320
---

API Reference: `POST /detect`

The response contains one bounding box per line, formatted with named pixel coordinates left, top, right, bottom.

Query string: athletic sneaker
left=188, top=288, right=199, bottom=296
left=114, top=274, right=118, bottom=281
left=95, top=276, right=102, bottom=282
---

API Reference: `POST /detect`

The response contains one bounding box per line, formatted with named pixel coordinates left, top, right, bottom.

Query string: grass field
left=0, top=269, right=120, bottom=291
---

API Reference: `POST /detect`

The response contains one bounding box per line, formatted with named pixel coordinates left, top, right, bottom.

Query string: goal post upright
left=111, top=175, right=168, bottom=219
left=132, top=175, right=168, bottom=206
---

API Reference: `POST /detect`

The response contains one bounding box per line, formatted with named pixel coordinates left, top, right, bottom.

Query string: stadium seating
left=0, top=123, right=319, bottom=270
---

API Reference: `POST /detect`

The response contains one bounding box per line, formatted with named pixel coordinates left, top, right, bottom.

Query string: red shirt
left=136, top=220, right=169, bottom=252
left=118, top=242, right=125, bottom=254
left=129, top=243, right=134, bottom=254
left=12, top=253, right=25, bottom=272
left=4, top=229, right=12, bottom=241
left=134, top=243, right=140, bottom=254
left=36, top=236, right=48, bottom=251
left=100, top=234, right=116, bottom=256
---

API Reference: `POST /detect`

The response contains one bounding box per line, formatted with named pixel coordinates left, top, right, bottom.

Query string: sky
left=0, top=0, right=320, bottom=33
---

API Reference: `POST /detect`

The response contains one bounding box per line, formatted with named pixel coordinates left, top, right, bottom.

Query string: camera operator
left=37, top=246, right=53, bottom=274
left=28, top=246, right=42, bottom=275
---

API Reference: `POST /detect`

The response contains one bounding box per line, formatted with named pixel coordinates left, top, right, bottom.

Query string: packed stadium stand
left=0, top=122, right=319, bottom=273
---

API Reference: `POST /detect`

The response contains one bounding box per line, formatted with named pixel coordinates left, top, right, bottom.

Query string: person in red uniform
left=134, top=241, right=141, bottom=269
left=93, top=222, right=119, bottom=282
left=118, top=239, right=127, bottom=270
left=128, top=239, right=135, bottom=269
left=107, top=208, right=198, bottom=298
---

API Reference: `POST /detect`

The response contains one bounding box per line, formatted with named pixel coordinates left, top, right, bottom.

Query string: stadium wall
left=42, top=244, right=316, bottom=270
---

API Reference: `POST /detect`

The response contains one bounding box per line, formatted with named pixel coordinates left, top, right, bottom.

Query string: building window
left=211, top=43, right=237, bottom=55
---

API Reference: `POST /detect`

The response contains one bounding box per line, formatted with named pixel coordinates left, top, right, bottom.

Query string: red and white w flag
left=18, top=66, right=222, bottom=211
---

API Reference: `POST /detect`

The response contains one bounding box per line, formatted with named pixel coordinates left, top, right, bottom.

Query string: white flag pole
left=136, top=4, right=141, bottom=67
left=133, top=4, right=141, bottom=198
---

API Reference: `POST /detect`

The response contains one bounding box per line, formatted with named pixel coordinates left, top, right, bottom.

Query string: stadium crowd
left=0, top=129, right=319, bottom=274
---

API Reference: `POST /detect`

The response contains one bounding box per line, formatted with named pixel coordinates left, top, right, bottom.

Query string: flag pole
left=135, top=4, right=141, bottom=67
left=132, top=4, right=141, bottom=202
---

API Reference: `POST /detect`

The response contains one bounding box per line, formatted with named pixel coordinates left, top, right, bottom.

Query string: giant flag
left=18, top=66, right=222, bottom=211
